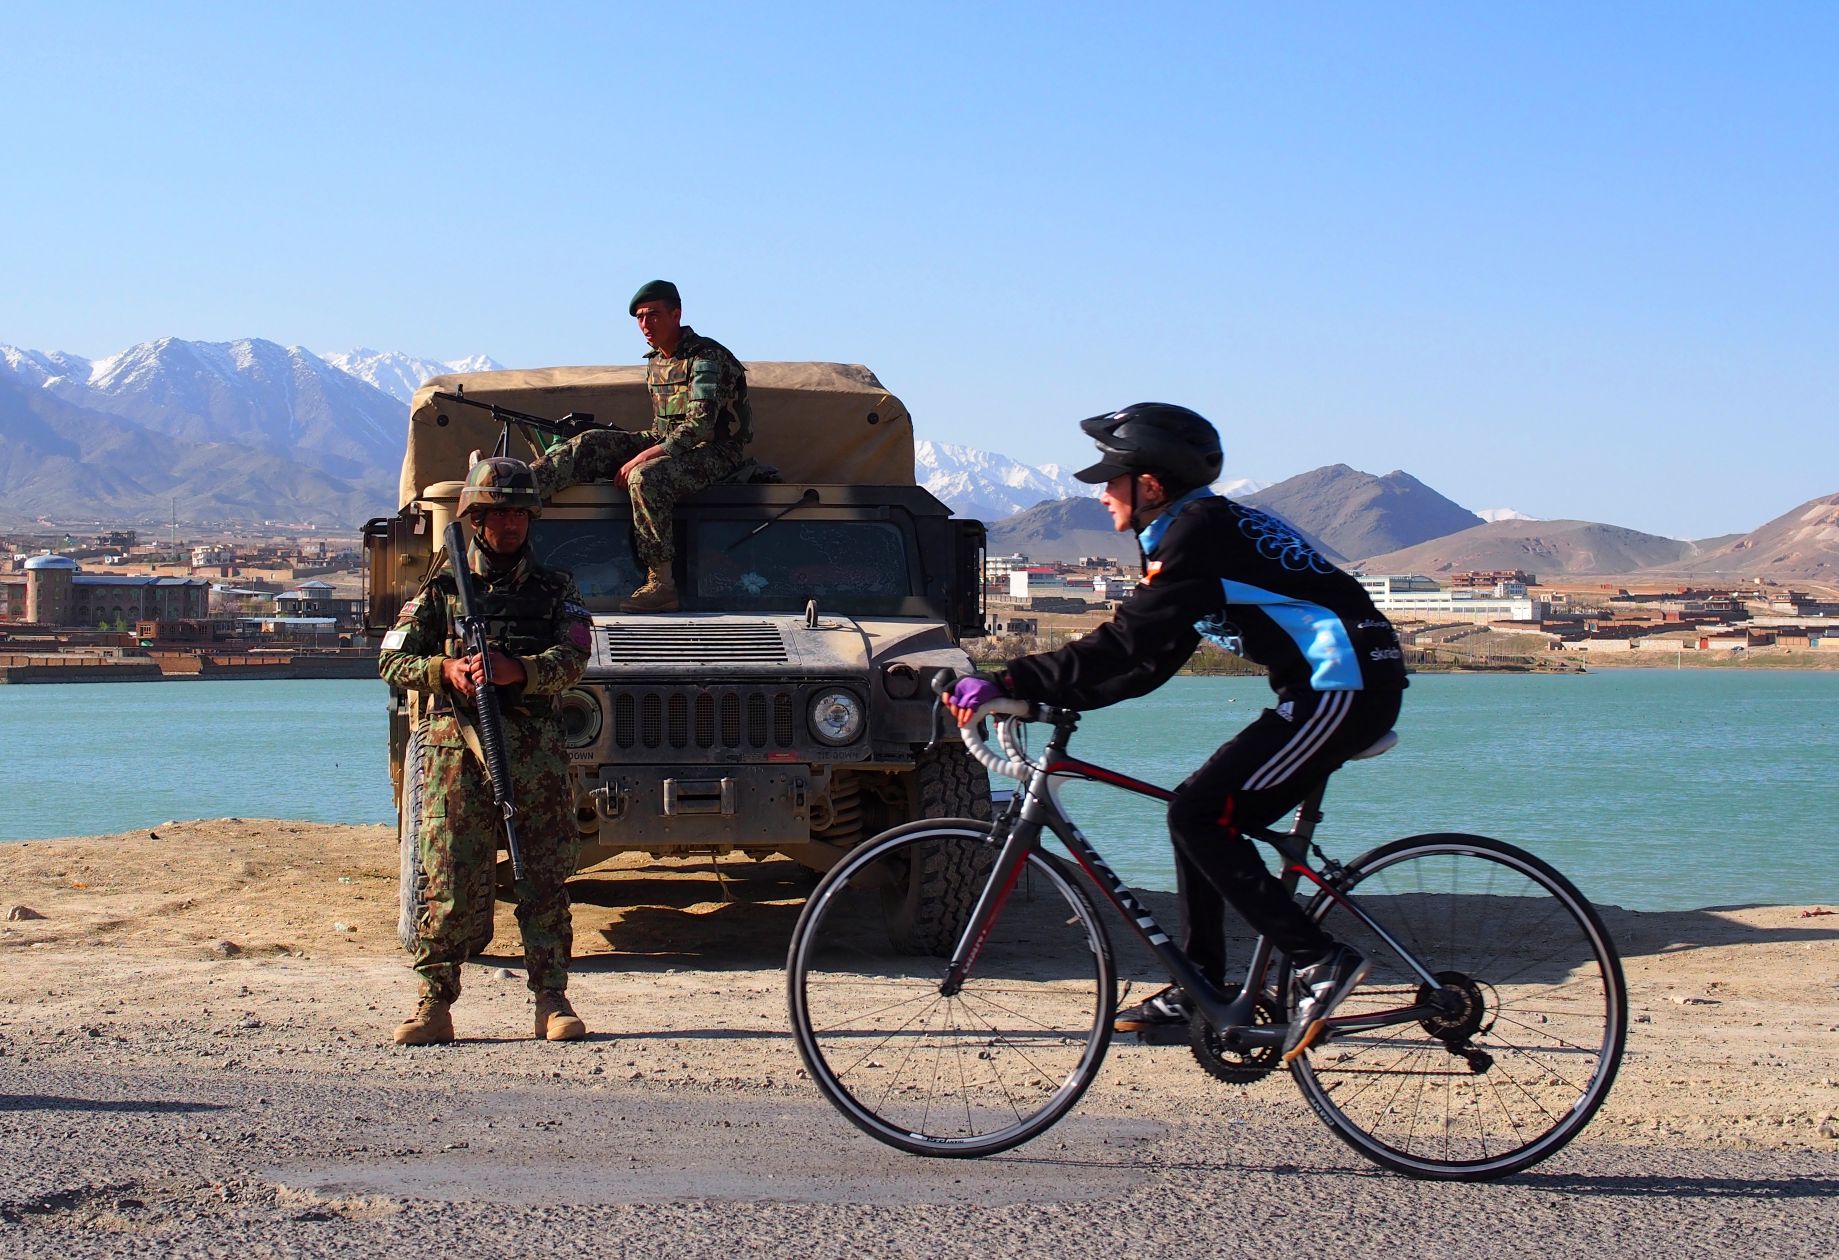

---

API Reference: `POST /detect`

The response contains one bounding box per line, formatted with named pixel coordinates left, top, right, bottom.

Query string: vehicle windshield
left=530, top=518, right=645, bottom=607
left=531, top=517, right=917, bottom=615
left=692, top=520, right=913, bottom=614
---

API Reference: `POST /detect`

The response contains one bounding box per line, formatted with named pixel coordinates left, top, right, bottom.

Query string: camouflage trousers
left=531, top=429, right=743, bottom=570
left=410, top=713, right=581, bottom=1002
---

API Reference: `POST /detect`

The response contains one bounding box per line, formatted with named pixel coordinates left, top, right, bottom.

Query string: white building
left=1359, top=575, right=1541, bottom=622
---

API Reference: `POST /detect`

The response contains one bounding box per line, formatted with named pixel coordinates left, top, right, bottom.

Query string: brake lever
left=926, top=693, right=948, bottom=750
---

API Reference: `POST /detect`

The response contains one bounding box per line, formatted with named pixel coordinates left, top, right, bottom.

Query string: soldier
left=529, top=279, right=751, bottom=612
left=378, top=457, right=594, bottom=1046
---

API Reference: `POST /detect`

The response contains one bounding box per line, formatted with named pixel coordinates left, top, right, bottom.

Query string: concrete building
left=1358, top=574, right=1541, bottom=622
left=1, top=554, right=210, bottom=627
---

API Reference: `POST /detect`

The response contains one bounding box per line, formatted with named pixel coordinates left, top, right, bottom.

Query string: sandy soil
left=2, top=819, right=1836, bottom=1257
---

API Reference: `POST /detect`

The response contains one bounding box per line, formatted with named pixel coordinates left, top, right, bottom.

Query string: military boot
left=535, top=990, right=587, bottom=1041
left=619, top=569, right=679, bottom=613
left=392, top=994, right=454, bottom=1046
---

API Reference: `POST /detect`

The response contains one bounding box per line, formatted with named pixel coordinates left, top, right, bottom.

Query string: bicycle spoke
left=789, top=826, right=1115, bottom=1157
left=1291, top=836, right=1625, bottom=1180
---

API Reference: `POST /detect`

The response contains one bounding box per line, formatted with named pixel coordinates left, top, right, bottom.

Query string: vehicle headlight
left=558, top=689, right=603, bottom=748
left=809, top=689, right=865, bottom=746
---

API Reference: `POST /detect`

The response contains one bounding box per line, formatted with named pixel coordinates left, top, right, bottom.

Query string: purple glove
left=947, top=675, right=1004, bottom=723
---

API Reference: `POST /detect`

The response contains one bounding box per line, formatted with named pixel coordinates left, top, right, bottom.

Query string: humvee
left=363, top=362, right=991, bottom=954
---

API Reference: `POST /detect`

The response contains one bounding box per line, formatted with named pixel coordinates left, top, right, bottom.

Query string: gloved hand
left=945, top=674, right=1005, bottom=727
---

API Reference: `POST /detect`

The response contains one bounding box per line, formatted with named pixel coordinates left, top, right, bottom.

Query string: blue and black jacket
left=1003, top=488, right=1408, bottom=708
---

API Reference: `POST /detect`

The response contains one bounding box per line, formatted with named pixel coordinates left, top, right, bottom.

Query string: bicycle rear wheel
left=1289, top=833, right=1626, bottom=1180
left=787, top=820, right=1116, bottom=1157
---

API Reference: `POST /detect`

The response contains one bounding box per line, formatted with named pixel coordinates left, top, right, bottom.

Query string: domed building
left=2, top=554, right=209, bottom=628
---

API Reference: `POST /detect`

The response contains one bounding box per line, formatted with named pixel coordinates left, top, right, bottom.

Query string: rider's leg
left=1167, top=689, right=1402, bottom=964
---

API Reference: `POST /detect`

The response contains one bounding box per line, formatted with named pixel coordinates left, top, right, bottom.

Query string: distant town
left=4, top=528, right=1837, bottom=684
left=0, top=526, right=372, bottom=682
left=977, top=553, right=1839, bottom=672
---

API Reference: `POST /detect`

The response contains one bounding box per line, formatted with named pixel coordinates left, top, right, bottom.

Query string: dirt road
left=2, top=820, right=1836, bottom=1257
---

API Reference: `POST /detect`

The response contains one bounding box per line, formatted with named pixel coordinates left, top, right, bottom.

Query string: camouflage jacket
left=377, top=542, right=591, bottom=734
left=645, top=326, right=751, bottom=455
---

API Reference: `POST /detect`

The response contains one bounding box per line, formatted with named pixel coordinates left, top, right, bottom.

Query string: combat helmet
left=1073, top=403, right=1223, bottom=489
left=457, top=456, right=543, bottom=518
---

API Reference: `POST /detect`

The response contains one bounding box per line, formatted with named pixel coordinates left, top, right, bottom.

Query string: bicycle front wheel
left=787, top=820, right=1117, bottom=1158
left=1289, top=833, right=1626, bottom=1180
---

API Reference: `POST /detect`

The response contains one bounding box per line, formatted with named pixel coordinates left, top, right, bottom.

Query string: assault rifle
left=444, top=519, right=528, bottom=883
left=432, top=385, right=602, bottom=457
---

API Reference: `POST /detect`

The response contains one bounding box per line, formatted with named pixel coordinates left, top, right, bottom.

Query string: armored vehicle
left=364, top=362, right=990, bottom=953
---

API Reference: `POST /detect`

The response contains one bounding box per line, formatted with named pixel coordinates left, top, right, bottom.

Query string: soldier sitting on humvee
left=530, top=279, right=751, bottom=613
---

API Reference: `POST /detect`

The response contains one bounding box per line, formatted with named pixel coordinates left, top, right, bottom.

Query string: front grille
left=611, top=687, right=797, bottom=751
left=604, top=622, right=788, bottom=664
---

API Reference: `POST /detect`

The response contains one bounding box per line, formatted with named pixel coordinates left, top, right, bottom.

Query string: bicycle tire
left=787, top=819, right=1117, bottom=1157
left=1287, top=833, right=1626, bottom=1180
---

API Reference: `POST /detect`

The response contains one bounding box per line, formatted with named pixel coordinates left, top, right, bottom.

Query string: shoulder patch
left=380, top=627, right=410, bottom=651
left=567, top=620, right=593, bottom=652
left=562, top=600, right=590, bottom=620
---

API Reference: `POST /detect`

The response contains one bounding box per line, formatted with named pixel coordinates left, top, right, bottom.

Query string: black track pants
left=1165, top=688, right=1403, bottom=983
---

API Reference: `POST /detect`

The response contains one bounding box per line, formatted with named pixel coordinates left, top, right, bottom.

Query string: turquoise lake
left=2, top=671, right=1834, bottom=912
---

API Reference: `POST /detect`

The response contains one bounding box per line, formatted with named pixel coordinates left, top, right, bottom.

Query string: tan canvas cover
left=399, top=361, right=914, bottom=507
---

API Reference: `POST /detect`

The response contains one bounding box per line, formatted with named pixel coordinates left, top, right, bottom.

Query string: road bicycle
left=785, top=691, right=1626, bottom=1180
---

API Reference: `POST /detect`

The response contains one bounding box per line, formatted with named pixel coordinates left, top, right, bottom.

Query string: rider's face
left=1099, top=474, right=1136, bottom=531
left=1099, top=472, right=1166, bottom=532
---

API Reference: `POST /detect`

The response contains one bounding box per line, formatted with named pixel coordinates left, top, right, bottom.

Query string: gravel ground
left=2, top=820, right=1836, bottom=1257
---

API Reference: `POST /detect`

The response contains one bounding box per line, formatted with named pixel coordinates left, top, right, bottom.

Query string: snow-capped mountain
left=916, top=440, right=1090, bottom=521
left=1475, top=507, right=1536, bottom=523
left=0, top=346, right=94, bottom=389
left=322, top=349, right=504, bottom=404
left=64, top=337, right=405, bottom=482
left=0, top=336, right=415, bottom=524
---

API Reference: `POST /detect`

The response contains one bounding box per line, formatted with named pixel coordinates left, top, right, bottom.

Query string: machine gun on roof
left=431, top=385, right=605, bottom=457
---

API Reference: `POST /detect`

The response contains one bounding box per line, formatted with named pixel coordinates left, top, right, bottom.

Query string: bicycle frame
left=941, top=707, right=1453, bottom=1047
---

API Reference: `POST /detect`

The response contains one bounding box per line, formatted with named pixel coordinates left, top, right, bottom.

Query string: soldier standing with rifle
left=530, top=279, right=751, bottom=613
left=378, top=458, right=595, bottom=1045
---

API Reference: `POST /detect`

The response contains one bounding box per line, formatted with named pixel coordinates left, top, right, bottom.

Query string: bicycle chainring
left=1189, top=984, right=1284, bottom=1084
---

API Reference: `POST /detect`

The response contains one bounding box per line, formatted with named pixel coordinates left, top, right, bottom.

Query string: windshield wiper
left=726, top=488, right=820, bottom=551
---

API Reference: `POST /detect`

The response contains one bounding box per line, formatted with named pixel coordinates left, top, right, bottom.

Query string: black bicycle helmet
left=1072, top=402, right=1223, bottom=487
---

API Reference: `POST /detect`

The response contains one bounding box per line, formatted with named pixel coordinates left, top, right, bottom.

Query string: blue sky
left=3, top=3, right=1834, bottom=539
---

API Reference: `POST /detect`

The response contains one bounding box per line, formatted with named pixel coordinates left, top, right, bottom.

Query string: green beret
left=629, top=279, right=681, bottom=315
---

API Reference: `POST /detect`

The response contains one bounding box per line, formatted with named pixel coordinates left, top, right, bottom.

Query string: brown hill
left=986, top=496, right=1133, bottom=565
left=1358, top=518, right=1695, bottom=576
left=1661, top=492, right=1839, bottom=583
left=1245, top=464, right=1481, bottom=561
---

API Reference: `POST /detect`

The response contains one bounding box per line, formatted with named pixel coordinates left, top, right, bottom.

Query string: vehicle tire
left=788, top=820, right=1116, bottom=1158
left=395, top=722, right=493, bottom=958
left=1286, top=833, right=1627, bottom=1181
left=880, top=743, right=993, bottom=954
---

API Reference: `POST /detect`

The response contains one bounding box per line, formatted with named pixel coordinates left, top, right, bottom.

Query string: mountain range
left=1, top=337, right=1833, bottom=586
left=0, top=340, right=494, bottom=526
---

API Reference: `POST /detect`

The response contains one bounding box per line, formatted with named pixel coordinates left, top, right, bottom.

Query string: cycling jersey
left=1004, top=488, right=1407, bottom=706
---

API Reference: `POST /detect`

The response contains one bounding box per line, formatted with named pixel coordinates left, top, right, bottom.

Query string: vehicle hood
left=581, top=613, right=967, bottom=679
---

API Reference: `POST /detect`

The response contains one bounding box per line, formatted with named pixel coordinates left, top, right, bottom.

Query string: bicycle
left=785, top=687, right=1627, bottom=1181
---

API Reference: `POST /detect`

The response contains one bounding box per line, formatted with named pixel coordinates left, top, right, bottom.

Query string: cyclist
left=946, top=403, right=1408, bottom=1060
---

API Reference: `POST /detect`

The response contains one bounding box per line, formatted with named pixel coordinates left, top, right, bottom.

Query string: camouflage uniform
left=377, top=537, right=592, bottom=1002
left=531, top=327, right=750, bottom=570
